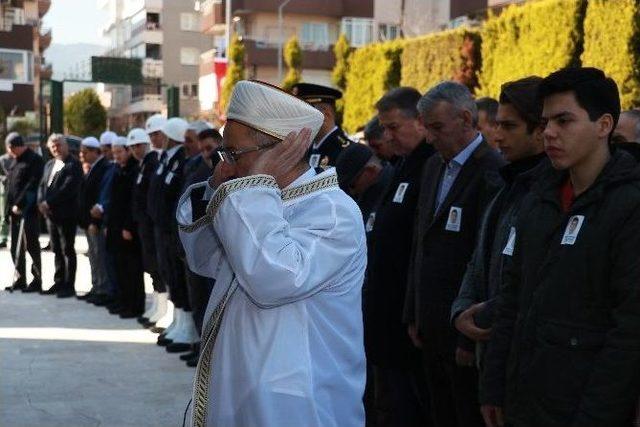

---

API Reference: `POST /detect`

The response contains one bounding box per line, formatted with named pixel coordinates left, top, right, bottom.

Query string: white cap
left=187, top=120, right=212, bottom=135
left=81, top=136, right=100, bottom=148
left=226, top=80, right=324, bottom=141
left=127, top=128, right=151, bottom=146
left=113, top=136, right=128, bottom=147
left=99, top=130, right=117, bottom=146
left=162, top=117, right=189, bottom=143
left=145, top=113, right=166, bottom=134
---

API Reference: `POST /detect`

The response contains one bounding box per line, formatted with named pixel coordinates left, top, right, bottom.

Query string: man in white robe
left=177, top=80, right=367, bottom=427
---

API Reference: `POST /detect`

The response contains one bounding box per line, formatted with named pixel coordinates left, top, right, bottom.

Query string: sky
left=42, top=0, right=106, bottom=46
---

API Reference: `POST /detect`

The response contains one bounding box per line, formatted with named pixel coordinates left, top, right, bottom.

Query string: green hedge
left=477, top=0, right=586, bottom=98
left=401, top=28, right=481, bottom=93
left=343, top=39, right=405, bottom=133
left=581, top=0, right=640, bottom=109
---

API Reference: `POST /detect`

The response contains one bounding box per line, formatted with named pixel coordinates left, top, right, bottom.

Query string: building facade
left=197, top=0, right=402, bottom=119
left=0, top=0, right=52, bottom=123
left=98, top=0, right=210, bottom=131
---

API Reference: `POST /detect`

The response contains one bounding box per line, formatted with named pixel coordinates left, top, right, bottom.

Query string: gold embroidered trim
left=282, top=173, right=338, bottom=202
left=206, top=175, right=279, bottom=219
left=192, top=283, right=237, bottom=427
left=180, top=172, right=338, bottom=233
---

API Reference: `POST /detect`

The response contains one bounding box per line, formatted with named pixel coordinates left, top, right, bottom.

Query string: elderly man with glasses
left=177, top=80, right=367, bottom=427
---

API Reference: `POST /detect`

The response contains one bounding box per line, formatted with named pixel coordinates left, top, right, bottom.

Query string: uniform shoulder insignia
left=338, top=134, right=352, bottom=148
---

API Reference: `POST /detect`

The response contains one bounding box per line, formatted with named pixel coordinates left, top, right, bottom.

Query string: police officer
left=5, top=132, right=44, bottom=292
left=291, top=82, right=352, bottom=167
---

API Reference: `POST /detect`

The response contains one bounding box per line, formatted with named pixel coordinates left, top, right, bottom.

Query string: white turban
left=226, top=80, right=324, bottom=141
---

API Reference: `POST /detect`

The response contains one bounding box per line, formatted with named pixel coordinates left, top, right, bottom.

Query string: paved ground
left=0, top=235, right=194, bottom=427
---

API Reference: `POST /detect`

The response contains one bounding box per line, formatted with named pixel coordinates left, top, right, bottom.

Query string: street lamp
left=277, top=0, right=293, bottom=82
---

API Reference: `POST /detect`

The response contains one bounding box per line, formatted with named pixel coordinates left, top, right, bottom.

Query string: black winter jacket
left=480, top=149, right=640, bottom=427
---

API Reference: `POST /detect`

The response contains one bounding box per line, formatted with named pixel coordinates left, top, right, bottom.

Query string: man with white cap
left=178, top=80, right=366, bottom=426
left=104, top=136, right=145, bottom=318
left=78, top=136, right=111, bottom=302
left=154, top=117, right=197, bottom=352
left=140, top=114, right=169, bottom=328
left=99, top=130, right=117, bottom=162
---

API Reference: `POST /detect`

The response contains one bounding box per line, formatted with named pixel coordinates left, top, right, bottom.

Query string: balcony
left=38, top=0, right=50, bottom=17
left=142, top=58, right=163, bottom=78
left=126, top=93, right=163, bottom=115
left=243, top=37, right=335, bottom=70
left=128, top=28, right=163, bottom=49
left=39, top=27, right=51, bottom=51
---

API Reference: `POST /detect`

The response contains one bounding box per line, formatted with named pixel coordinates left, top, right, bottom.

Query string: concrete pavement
left=0, top=236, right=194, bottom=427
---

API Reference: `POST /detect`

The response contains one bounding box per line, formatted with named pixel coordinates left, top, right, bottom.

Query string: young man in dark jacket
left=451, top=76, right=546, bottom=371
left=403, top=81, right=504, bottom=427
left=480, top=67, right=640, bottom=427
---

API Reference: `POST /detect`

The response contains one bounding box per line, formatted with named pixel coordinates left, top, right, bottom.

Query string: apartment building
left=0, top=0, right=52, bottom=121
left=196, top=0, right=489, bottom=118
left=98, top=0, right=210, bottom=131
left=197, top=0, right=398, bottom=119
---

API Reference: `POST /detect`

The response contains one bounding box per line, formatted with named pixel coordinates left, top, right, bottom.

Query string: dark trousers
left=155, top=226, right=189, bottom=309
left=47, top=218, right=77, bottom=291
left=113, top=236, right=145, bottom=314
left=373, top=361, right=432, bottom=427
left=10, top=212, right=41, bottom=285
left=421, top=344, right=484, bottom=427
left=138, top=219, right=165, bottom=292
left=185, top=267, right=214, bottom=333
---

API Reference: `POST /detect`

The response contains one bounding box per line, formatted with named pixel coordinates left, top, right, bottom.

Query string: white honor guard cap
left=113, top=136, right=128, bottom=147
left=81, top=136, right=100, bottom=149
left=187, top=120, right=212, bottom=135
left=162, top=117, right=189, bottom=143
left=226, top=80, right=324, bottom=141
left=127, top=128, right=151, bottom=146
left=145, top=113, right=167, bottom=134
left=99, top=130, right=117, bottom=146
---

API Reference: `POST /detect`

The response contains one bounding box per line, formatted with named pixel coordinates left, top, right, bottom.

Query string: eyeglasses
left=217, top=141, right=279, bottom=164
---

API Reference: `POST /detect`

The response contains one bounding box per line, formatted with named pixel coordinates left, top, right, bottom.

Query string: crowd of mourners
left=2, top=67, right=640, bottom=427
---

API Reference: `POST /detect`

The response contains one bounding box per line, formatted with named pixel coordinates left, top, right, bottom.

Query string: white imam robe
left=177, top=167, right=367, bottom=427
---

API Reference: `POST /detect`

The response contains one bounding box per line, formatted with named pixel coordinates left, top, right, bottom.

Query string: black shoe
left=92, top=295, right=112, bottom=306
left=41, top=284, right=61, bottom=295
left=150, top=326, right=165, bottom=334
left=157, top=334, right=172, bottom=346
left=108, top=305, right=124, bottom=315
left=186, top=354, right=199, bottom=367
left=119, top=311, right=142, bottom=319
left=166, top=342, right=192, bottom=353
left=8, top=281, right=26, bottom=292
left=180, top=349, right=197, bottom=361
left=23, top=285, right=42, bottom=293
left=0, top=241, right=6, bottom=248
left=76, top=291, right=92, bottom=300
left=137, top=316, right=149, bottom=324
left=56, top=289, right=76, bottom=298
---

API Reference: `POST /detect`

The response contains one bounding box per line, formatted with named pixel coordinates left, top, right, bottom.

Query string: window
left=378, top=23, right=401, bottom=41
left=0, top=49, right=33, bottom=83
left=181, top=82, right=199, bottom=99
left=181, top=13, right=200, bottom=32
left=300, top=23, right=329, bottom=49
left=180, top=47, right=200, bottom=65
left=341, top=17, right=374, bottom=47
